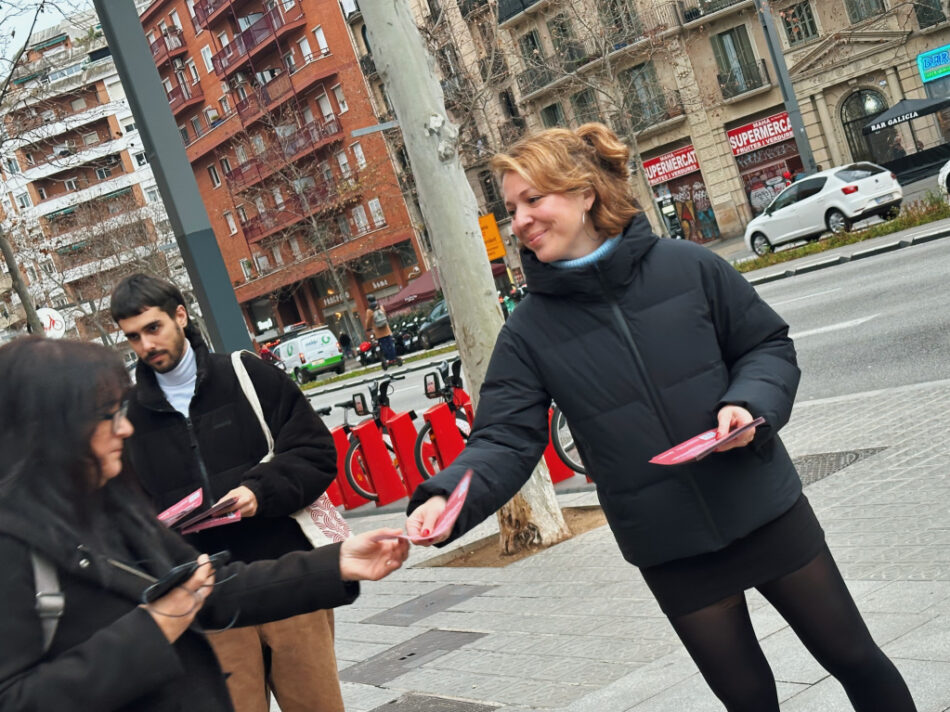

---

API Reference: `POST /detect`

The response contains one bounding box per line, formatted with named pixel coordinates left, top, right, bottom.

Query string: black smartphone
left=143, top=550, right=231, bottom=604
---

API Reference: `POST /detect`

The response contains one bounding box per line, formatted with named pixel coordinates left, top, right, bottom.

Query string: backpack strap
left=31, top=550, right=64, bottom=654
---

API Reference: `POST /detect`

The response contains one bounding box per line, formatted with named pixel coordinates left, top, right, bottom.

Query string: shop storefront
left=728, top=112, right=803, bottom=216
left=918, top=43, right=950, bottom=142
left=643, top=145, right=720, bottom=243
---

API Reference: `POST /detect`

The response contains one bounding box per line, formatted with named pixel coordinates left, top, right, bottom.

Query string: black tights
left=668, top=546, right=916, bottom=712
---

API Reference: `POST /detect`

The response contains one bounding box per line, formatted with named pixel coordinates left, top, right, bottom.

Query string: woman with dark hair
left=405, top=124, right=916, bottom=711
left=0, top=336, right=408, bottom=712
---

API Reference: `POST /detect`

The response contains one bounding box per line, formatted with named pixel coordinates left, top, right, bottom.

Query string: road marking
left=770, top=288, right=841, bottom=307
left=789, top=314, right=878, bottom=339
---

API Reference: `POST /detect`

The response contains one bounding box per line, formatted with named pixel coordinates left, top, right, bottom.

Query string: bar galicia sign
left=868, top=112, right=920, bottom=133
left=919, top=43, right=950, bottom=84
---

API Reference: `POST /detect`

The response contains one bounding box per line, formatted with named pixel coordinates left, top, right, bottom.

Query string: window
left=178, top=124, right=190, bottom=143
left=65, top=178, right=78, bottom=191
left=272, top=187, right=284, bottom=207
left=312, top=26, right=329, bottom=55
left=190, top=116, right=202, bottom=137
left=336, top=151, right=351, bottom=177
left=289, top=237, right=302, bottom=257
left=782, top=3, right=818, bottom=45
left=570, top=88, right=600, bottom=125
left=332, top=84, right=348, bottom=113
left=351, top=205, right=369, bottom=233
left=914, top=0, right=946, bottom=28
left=200, top=45, right=214, bottom=72
left=254, top=253, right=271, bottom=272
left=170, top=9, right=182, bottom=29
left=83, top=131, right=99, bottom=146
left=204, top=106, right=220, bottom=124
left=235, top=145, right=247, bottom=163
left=217, top=31, right=230, bottom=47
left=319, top=161, right=333, bottom=182
left=224, top=211, right=237, bottom=234
left=240, top=258, right=253, bottom=279
left=336, top=214, right=351, bottom=239
left=207, top=164, right=221, bottom=187
left=71, top=97, right=86, bottom=111
left=219, top=156, right=231, bottom=174
left=283, top=51, right=297, bottom=73
left=145, top=186, right=161, bottom=203
left=351, top=141, right=366, bottom=169
left=272, top=245, right=284, bottom=265
left=37, top=187, right=48, bottom=200
left=711, top=26, right=763, bottom=98
left=237, top=205, right=247, bottom=222
left=3, top=157, right=19, bottom=175
left=186, top=0, right=199, bottom=30
left=25, top=152, right=35, bottom=165
left=316, top=92, right=334, bottom=119
left=134, top=151, right=149, bottom=166
left=540, top=102, right=566, bottom=128
left=52, top=294, right=69, bottom=308
left=96, top=166, right=112, bottom=180
left=297, top=37, right=312, bottom=63
left=219, top=95, right=231, bottom=115
left=282, top=0, right=295, bottom=11
left=26, top=265, right=38, bottom=282
left=844, top=0, right=885, bottom=23
left=251, top=135, right=265, bottom=154
left=187, top=59, right=200, bottom=83
left=368, top=197, right=386, bottom=227
left=124, top=121, right=137, bottom=133
left=41, top=259, right=55, bottom=276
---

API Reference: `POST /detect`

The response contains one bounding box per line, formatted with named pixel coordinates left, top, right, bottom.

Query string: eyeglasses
left=100, top=399, right=130, bottom=434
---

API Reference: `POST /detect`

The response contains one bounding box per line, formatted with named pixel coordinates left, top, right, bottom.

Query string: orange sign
left=478, top=213, right=506, bottom=261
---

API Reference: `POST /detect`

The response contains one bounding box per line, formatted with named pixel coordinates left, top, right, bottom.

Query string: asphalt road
left=757, top=239, right=950, bottom=401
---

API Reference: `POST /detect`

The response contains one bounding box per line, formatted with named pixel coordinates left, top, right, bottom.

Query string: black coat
left=409, top=215, right=802, bottom=567
left=126, top=337, right=337, bottom=562
left=0, top=490, right=358, bottom=712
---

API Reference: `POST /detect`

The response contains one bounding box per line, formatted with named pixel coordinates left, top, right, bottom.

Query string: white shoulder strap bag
left=231, top=351, right=351, bottom=546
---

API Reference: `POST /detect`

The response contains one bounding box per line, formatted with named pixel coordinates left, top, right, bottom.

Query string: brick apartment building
left=0, top=12, right=189, bottom=347
left=137, top=0, right=427, bottom=341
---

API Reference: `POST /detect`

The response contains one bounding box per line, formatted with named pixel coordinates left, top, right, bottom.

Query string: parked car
left=938, top=158, right=950, bottom=201
left=418, top=299, right=454, bottom=350
left=743, top=162, right=903, bottom=256
left=271, top=327, right=344, bottom=383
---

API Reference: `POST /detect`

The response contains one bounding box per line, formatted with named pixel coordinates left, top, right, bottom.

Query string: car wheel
left=750, top=232, right=771, bottom=256
left=420, top=333, right=431, bottom=350
left=884, top=204, right=901, bottom=220
left=826, top=209, right=850, bottom=234
left=336, top=363, right=345, bottom=375
left=294, top=367, right=310, bottom=384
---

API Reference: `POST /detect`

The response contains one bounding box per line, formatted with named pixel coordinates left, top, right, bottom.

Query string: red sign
left=728, top=112, right=794, bottom=156
left=643, top=146, right=699, bottom=186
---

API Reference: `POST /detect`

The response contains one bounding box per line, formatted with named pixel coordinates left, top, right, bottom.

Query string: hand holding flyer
left=650, top=417, right=766, bottom=466
left=374, top=469, right=473, bottom=545
left=157, top=488, right=242, bottom=533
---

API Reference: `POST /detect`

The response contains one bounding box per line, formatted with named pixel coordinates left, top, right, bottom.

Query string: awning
left=98, top=186, right=133, bottom=201
left=863, top=96, right=950, bottom=134
left=379, top=269, right=441, bottom=314
left=44, top=205, right=77, bottom=220
left=30, top=34, right=67, bottom=51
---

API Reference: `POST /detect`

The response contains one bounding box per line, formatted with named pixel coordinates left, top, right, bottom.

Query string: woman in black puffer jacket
left=406, top=124, right=915, bottom=712
left=0, top=337, right=408, bottom=712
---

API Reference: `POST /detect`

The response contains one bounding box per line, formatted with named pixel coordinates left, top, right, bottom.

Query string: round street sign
left=36, top=307, right=67, bottom=339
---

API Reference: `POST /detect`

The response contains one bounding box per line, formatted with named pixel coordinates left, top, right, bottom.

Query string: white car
left=271, top=327, right=344, bottom=383
left=938, top=158, right=950, bottom=200
left=743, top=162, right=903, bottom=256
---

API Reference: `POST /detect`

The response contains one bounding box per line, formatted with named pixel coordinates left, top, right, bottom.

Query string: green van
left=272, top=327, right=344, bottom=383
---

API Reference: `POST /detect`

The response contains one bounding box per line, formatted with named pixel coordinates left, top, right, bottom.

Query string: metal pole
left=753, top=0, right=817, bottom=172
left=91, top=0, right=251, bottom=352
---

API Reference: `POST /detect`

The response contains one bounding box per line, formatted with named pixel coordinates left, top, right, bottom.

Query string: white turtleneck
left=155, top=339, right=198, bottom=416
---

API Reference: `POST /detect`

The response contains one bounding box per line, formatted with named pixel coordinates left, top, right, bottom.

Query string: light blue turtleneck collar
left=551, top=235, right=622, bottom=269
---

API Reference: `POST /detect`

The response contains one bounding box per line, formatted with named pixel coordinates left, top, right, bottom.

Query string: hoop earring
left=581, top=211, right=587, bottom=225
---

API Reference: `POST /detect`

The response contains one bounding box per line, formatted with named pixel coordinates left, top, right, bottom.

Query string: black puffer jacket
left=409, top=215, right=802, bottom=567
left=126, top=336, right=337, bottom=563
left=0, top=489, right=358, bottom=712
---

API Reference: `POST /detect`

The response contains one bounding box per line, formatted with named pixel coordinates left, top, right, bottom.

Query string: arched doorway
left=841, top=89, right=897, bottom=163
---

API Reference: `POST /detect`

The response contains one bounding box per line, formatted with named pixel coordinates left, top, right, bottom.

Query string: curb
left=746, top=228, right=950, bottom=285
left=304, top=347, right=457, bottom=398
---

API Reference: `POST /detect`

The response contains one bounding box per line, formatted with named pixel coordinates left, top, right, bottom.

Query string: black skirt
left=640, top=495, right=825, bottom=617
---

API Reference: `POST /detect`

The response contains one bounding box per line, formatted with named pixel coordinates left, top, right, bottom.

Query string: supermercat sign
left=919, top=44, right=950, bottom=84
left=868, top=111, right=920, bottom=133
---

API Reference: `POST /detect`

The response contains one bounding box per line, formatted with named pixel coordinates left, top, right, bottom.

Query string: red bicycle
left=414, top=359, right=474, bottom=478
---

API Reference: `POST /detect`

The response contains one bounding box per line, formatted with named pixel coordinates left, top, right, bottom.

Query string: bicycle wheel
left=550, top=406, right=586, bottom=475
left=344, top=437, right=379, bottom=501
left=414, top=414, right=471, bottom=479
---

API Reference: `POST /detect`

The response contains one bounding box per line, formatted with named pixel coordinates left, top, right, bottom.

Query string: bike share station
left=314, top=359, right=588, bottom=512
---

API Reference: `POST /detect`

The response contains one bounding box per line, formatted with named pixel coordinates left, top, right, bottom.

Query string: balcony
left=557, top=38, right=598, bottom=73
left=498, top=0, right=543, bottom=26
left=478, top=53, right=508, bottom=83
left=0, top=303, right=26, bottom=331
left=193, top=0, right=235, bottom=29
left=235, top=72, right=293, bottom=123
left=718, top=59, right=770, bottom=100
left=679, top=0, right=750, bottom=24
left=240, top=175, right=359, bottom=243
left=515, top=61, right=558, bottom=96
left=211, top=5, right=306, bottom=78
left=149, top=26, right=187, bottom=65
left=225, top=116, right=343, bottom=190
left=460, top=0, right=490, bottom=18
left=167, top=82, right=204, bottom=115
left=626, top=89, right=686, bottom=132
left=16, top=93, right=103, bottom=133
left=440, top=76, right=473, bottom=107
left=359, top=53, right=377, bottom=78
left=499, top=117, right=527, bottom=145
left=342, top=1, right=362, bottom=23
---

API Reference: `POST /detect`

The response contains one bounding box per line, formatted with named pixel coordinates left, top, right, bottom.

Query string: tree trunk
left=0, top=227, right=43, bottom=335
left=362, top=0, right=570, bottom=552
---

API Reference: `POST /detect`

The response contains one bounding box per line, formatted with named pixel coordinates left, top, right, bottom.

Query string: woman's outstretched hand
left=340, top=529, right=410, bottom=581
left=405, top=496, right=449, bottom=546
left=715, top=405, right=756, bottom=451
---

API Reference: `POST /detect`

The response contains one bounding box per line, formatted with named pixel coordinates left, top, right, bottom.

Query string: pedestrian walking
left=338, top=330, right=354, bottom=360
left=109, top=274, right=352, bottom=712
left=406, top=123, right=916, bottom=712
left=364, top=294, right=400, bottom=367
left=0, top=336, right=408, bottom=712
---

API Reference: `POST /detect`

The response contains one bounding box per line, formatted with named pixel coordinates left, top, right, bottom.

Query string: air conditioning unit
left=233, top=71, right=249, bottom=84
left=172, top=58, right=185, bottom=69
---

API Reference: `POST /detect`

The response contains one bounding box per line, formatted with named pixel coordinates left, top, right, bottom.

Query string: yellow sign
left=478, top=213, right=507, bottom=261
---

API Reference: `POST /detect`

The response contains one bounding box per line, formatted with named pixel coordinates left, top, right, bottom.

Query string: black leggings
left=668, top=546, right=916, bottom=712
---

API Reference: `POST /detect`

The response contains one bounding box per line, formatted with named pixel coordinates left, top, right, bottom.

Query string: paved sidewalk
left=326, top=376, right=950, bottom=712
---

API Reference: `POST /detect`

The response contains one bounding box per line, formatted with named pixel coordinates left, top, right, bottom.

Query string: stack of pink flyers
left=650, top=417, right=766, bottom=466
left=373, top=469, right=473, bottom=544
left=158, top=488, right=241, bottom=535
